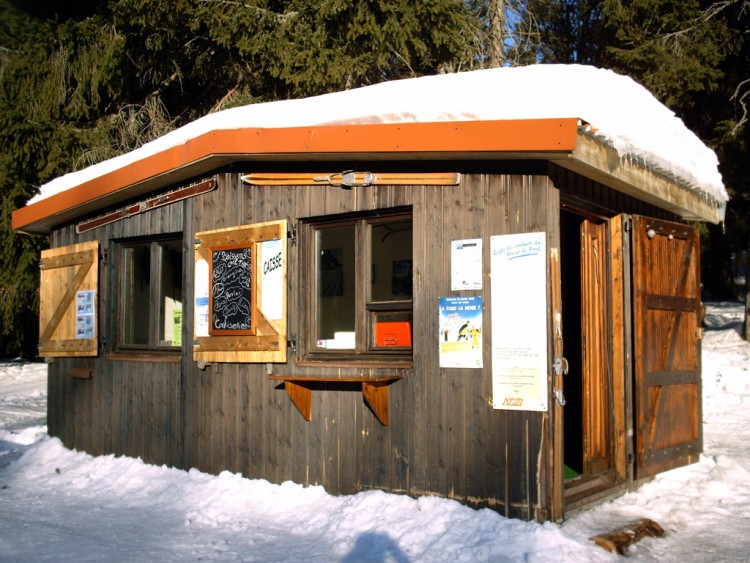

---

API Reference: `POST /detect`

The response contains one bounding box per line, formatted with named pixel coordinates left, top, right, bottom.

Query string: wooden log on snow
left=590, top=518, right=665, bottom=555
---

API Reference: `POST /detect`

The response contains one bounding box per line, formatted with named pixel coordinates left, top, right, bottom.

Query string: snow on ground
left=1, top=302, right=749, bottom=562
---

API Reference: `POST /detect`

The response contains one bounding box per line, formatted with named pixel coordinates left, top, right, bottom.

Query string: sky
left=29, top=65, right=726, bottom=206
left=1, top=302, right=749, bottom=562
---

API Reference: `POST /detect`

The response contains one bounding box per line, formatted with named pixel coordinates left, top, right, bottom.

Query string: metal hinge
left=288, top=224, right=297, bottom=246
left=288, top=335, right=297, bottom=353
left=101, top=248, right=109, bottom=264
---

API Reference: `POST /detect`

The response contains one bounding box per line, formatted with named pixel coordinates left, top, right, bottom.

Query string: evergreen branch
left=150, top=65, right=183, bottom=99
left=197, top=0, right=297, bottom=23
left=730, top=78, right=750, bottom=136
left=209, top=83, right=239, bottom=113
left=386, top=45, right=416, bottom=78
left=657, top=0, right=748, bottom=46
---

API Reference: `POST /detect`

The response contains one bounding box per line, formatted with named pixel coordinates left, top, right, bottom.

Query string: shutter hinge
left=288, top=224, right=296, bottom=246
left=194, top=238, right=202, bottom=248
left=101, top=248, right=109, bottom=264
left=624, top=217, right=632, bottom=232
left=288, top=334, right=297, bottom=352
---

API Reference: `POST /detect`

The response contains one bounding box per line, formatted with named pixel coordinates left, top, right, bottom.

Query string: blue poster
left=439, top=296, right=483, bottom=368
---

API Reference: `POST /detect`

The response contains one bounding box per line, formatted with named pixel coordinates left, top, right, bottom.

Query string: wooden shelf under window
left=268, top=375, right=402, bottom=426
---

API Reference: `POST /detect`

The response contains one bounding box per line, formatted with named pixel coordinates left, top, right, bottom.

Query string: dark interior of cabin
left=560, top=210, right=584, bottom=478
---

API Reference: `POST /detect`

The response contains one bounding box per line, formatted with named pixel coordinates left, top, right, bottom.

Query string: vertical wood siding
left=48, top=204, right=184, bottom=467
left=48, top=161, right=666, bottom=521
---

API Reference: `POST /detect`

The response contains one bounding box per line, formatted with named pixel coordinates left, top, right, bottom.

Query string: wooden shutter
left=194, top=220, right=287, bottom=363
left=39, top=241, right=99, bottom=357
left=632, top=215, right=702, bottom=479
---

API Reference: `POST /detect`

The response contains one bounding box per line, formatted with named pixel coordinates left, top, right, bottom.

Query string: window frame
left=193, top=219, right=288, bottom=364
left=300, top=209, right=413, bottom=364
left=114, top=234, right=184, bottom=354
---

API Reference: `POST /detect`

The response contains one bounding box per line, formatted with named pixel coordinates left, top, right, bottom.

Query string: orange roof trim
left=13, top=118, right=579, bottom=233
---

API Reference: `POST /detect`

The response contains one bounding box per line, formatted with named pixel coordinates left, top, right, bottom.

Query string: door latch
left=555, top=389, right=566, bottom=407
left=553, top=356, right=569, bottom=376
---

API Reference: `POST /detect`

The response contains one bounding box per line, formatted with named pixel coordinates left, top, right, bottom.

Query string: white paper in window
left=194, top=258, right=209, bottom=337
left=260, top=239, right=283, bottom=321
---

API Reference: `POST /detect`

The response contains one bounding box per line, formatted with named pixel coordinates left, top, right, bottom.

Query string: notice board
left=490, top=232, right=548, bottom=411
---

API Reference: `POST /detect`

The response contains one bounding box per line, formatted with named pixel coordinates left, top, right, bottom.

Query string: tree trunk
left=488, top=0, right=505, bottom=68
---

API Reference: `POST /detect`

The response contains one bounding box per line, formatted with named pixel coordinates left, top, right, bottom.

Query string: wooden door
left=631, top=215, right=702, bottom=479
left=580, top=220, right=610, bottom=475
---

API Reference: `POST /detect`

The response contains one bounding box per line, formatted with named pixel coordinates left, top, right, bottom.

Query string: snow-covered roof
left=13, top=64, right=727, bottom=233
left=29, top=64, right=726, bottom=206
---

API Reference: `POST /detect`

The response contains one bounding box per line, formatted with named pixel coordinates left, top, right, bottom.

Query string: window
left=117, top=235, right=183, bottom=350
left=304, top=211, right=413, bottom=361
left=193, top=220, right=288, bottom=364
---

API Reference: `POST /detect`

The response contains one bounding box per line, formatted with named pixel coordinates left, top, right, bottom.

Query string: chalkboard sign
left=209, top=244, right=255, bottom=335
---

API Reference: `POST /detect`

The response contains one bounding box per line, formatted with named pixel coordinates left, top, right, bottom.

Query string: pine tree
left=525, top=0, right=607, bottom=64
left=525, top=0, right=750, bottom=324
left=0, top=0, right=481, bottom=356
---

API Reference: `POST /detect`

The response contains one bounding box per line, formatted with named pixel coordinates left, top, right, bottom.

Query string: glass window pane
left=371, top=220, right=412, bottom=302
left=159, top=241, right=183, bottom=347
left=316, top=225, right=356, bottom=348
left=122, top=244, right=151, bottom=346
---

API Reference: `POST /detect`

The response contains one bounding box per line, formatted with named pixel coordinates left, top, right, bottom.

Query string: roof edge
left=13, top=118, right=579, bottom=234
left=556, top=131, right=726, bottom=224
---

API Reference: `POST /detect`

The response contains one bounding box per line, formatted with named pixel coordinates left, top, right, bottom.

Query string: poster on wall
left=75, top=290, right=96, bottom=339
left=490, top=232, right=548, bottom=411
left=439, top=296, right=483, bottom=368
left=451, top=239, right=482, bottom=290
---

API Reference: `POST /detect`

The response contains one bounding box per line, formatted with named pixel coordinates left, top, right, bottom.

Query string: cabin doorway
left=556, top=211, right=702, bottom=515
left=559, top=210, right=624, bottom=507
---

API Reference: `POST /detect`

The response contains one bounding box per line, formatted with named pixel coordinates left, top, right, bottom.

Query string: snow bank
left=1, top=303, right=749, bottom=561
left=30, top=65, right=726, bottom=205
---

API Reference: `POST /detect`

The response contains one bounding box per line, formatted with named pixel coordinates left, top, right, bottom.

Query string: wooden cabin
left=12, top=67, right=727, bottom=522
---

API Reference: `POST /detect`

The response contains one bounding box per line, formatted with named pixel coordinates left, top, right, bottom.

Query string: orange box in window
left=375, top=321, right=412, bottom=347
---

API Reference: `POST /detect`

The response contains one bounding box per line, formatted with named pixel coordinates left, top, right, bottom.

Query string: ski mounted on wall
left=241, top=171, right=460, bottom=188
left=76, top=177, right=217, bottom=234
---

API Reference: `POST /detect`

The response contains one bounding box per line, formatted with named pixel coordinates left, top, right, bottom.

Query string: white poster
left=451, top=239, right=482, bottom=290
left=260, top=239, right=283, bottom=321
left=75, top=290, right=96, bottom=339
left=490, top=232, right=548, bottom=411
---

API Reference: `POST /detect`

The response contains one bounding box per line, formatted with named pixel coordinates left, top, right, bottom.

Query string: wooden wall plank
left=48, top=163, right=646, bottom=521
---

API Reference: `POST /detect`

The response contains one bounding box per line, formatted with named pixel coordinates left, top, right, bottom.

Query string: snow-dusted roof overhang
left=12, top=66, right=727, bottom=233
